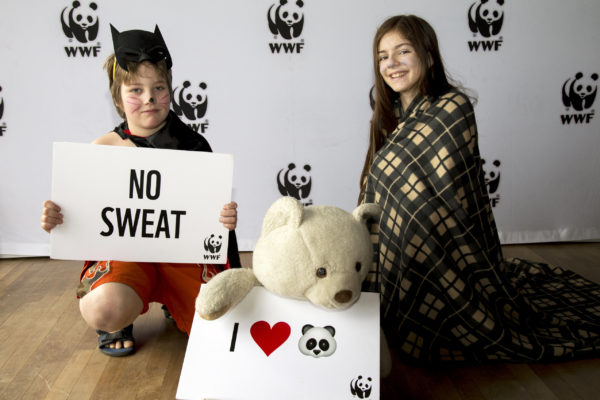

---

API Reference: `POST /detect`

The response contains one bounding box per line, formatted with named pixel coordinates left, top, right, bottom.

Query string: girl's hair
left=358, top=15, right=455, bottom=204
left=103, top=54, right=173, bottom=119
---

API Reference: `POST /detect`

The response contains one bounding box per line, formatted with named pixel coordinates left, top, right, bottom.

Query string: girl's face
left=120, top=62, right=170, bottom=136
left=377, top=30, right=425, bottom=109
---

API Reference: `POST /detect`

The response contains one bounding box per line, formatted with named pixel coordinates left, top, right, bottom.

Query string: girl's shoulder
left=434, top=89, right=475, bottom=116
left=439, top=89, right=472, bottom=106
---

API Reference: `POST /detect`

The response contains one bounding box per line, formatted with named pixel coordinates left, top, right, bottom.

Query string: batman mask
left=110, top=24, right=173, bottom=71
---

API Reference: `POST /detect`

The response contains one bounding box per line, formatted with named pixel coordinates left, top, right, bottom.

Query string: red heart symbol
left=250, top=321, right=291, bottom=356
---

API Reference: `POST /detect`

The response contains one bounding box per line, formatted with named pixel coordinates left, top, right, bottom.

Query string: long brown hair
left=358, top=15, right=454, bottom=203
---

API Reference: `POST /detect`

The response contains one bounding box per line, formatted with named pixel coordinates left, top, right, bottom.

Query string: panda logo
left=60, top=1, right=99, bottom=43
left=298, top=325, right=337, bottom=358
left=350, top=375, right=372, bottom=399
left=173, top=81, right=208, bottom=120
left=562, top=72, right=598, bottom=111
left=277, top=163, right=312, bottom=200
left=204, top=234, right=222, bottom=254
left=468, top=0, right=504, bottom=38
left=267, top=0, right=304, bottom=40
left=482, top=159, right=501, bottom=194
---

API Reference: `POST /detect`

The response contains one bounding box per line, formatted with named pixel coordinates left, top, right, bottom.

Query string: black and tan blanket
left=363, top=90, right=600, bottom=363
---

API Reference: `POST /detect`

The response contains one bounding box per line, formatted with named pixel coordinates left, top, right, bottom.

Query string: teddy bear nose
left=334, top=290, right=352, bottom=303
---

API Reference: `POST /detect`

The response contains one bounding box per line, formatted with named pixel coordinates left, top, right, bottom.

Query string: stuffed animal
left=195, top=196, right=380, bottom=320
left=195, top=196, right=392, bottom=376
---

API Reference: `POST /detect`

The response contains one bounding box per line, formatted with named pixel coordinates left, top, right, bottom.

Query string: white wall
left=1, top=0, right=599, bottom=256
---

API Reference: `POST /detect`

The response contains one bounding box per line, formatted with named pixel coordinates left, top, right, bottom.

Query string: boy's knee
left=80, top=300, right=116, bottom=330
left=79, top=283, right=143, bottom=331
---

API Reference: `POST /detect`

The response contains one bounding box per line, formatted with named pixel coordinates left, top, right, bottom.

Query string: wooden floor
left=0, top=244, right=599, bottom=400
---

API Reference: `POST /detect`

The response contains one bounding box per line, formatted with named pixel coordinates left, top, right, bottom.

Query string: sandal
left=161, top=304, right=175, bottom=323
left=96, top=324, right=135, bottom=357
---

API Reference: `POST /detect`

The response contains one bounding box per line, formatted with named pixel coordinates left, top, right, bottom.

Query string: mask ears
left=110, top=24, right=121, bottom=55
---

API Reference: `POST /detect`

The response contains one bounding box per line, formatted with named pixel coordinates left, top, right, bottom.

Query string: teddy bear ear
left=261, top=196, right=304, bottom=236
left=352, top=203, right=381, bottom=225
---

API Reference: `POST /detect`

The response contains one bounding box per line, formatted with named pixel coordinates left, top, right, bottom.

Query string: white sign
left=50, top=142, right=233, bottom=263
left=177, top=287, right=380, bottom=400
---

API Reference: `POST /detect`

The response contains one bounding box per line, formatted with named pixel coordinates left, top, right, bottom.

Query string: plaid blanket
left=363, top=90, right=600, bottom=363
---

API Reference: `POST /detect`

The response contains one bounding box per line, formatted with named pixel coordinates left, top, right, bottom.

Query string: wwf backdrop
left=0, top=0, right=599, bottom=255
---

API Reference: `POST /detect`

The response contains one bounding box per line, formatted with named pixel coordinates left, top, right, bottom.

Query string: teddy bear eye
left=316, top=267, right=327, bottom=278
left=355, top=262, right=362, bottom=272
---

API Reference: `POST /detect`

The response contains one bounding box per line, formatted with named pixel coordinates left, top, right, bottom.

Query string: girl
left=360, top=15, right=600, bottom=364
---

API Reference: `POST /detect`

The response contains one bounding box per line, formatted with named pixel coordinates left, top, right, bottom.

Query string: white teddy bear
left=194, top=196, right=391, bottom=375
left=195, top=196, right=379, bottom=319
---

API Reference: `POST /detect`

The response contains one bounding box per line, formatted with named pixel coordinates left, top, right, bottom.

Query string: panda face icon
left=60, top=1, right=100, bottom=43
left=72, top=3, right=98, bottom=29
left=298, top=325, right=337, bottom=358
left=204, top=234, right=223, bottom=254
left=562, top=72, right=599, bottom=111
left=468, top=0, right=504, bottom=37
left=574, top=78, right=597, bottom=99
left=289, top=169, right=309, bottom=188
left=279, top=1, right=303, bottom=27
left=276, top=163, right=312, bottom=200
left=173, top=80, right=209, bottom=120
left=183, top=82, right=207, bottom=108
left=479, top=0, right=503, bottom=24
left=350, top=375, right=373, bottom=399
left=267, top=0, right=305, bottom=40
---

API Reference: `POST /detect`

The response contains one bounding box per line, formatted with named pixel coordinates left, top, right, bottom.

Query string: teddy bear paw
left=197, top=305, right=231, bottom=321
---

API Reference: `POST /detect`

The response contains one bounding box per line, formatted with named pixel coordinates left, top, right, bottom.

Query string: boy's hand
left=220, top=202, right=238, bottom=231
left=41, top=200, right=63, bottom=233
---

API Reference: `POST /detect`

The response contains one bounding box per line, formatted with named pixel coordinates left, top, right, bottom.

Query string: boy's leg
left=79, top=282, right=143, bottom=349
left=154, top=263, right=225, bottom=335
left=77, top=261, right=156, bottom=351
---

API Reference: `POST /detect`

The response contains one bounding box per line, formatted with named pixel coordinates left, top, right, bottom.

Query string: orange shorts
left=77, top=260, right=229, bottom=335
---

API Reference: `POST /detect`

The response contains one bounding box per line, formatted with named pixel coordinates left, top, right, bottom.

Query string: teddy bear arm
left=195, top=268, right=259, bottom=320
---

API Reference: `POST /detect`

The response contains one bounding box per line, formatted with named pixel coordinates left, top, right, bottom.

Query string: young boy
left=41, top=25, right=241, bottom=357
